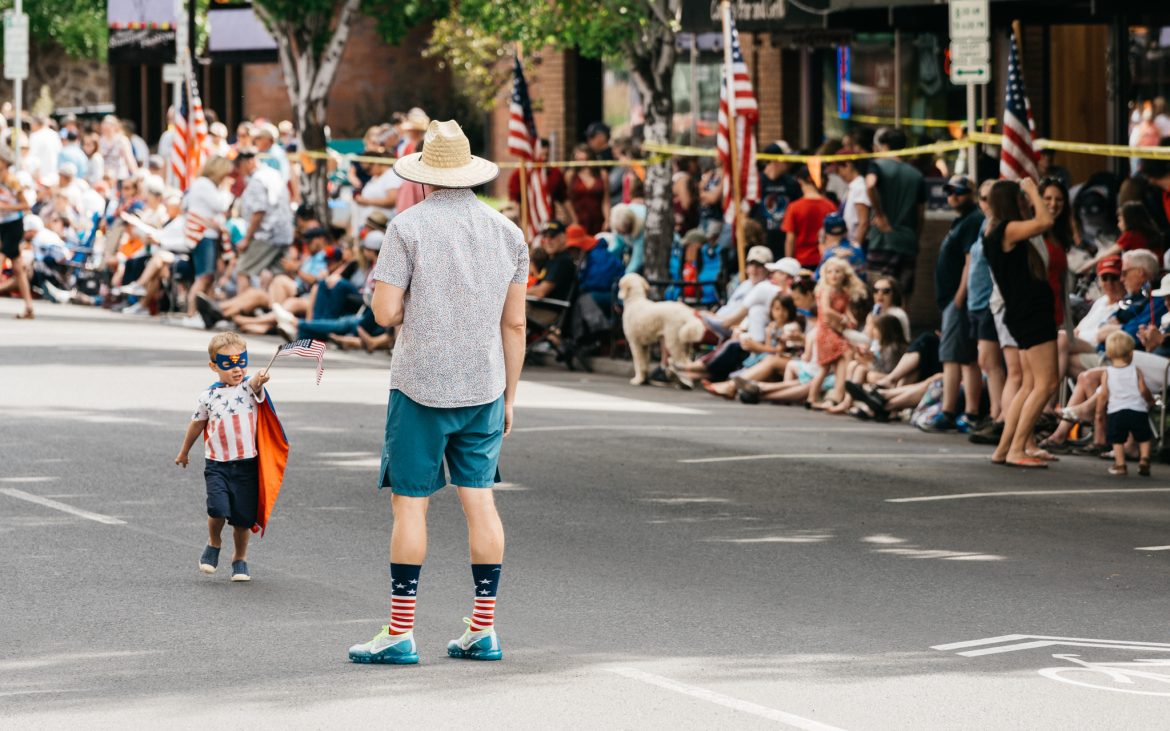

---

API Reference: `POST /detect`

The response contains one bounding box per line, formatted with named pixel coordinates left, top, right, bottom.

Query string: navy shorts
left=967, top=307, right=998, bottom=342
left=1106, top=409, right=1154, bottom=445
left=379, top=390, right=504, bottom=497
left=205, top=457, right=259, bottom=527
left=191, top=236, right=219, bottom=278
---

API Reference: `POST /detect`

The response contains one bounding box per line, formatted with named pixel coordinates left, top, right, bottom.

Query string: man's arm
left=500, top=282, right=527, bottom=437
left=240, top=210, right=265, bottom=250
left=866, top=172, right=890, bottom=232
left=954, top=254, right=971, bottom=308
left=372, top=281, right=406, bottom=328
left=784, top=231, right=796, bottom=259
left=853, top=201, right=871, bottom=245
left=176, top=419, right=207, bottom=468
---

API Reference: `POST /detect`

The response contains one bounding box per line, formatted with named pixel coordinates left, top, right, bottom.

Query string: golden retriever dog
left=619, top=273, right=706, bottom=385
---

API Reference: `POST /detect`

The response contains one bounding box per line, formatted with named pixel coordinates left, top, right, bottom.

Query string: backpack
left=579, top=245, right=625, bottom=295
left=698, top=243, right=722, bottom=304
left=664, top=234, right=684, bottom=301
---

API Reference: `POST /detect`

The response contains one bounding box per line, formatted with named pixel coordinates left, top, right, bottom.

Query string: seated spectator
left=527, top=220, right=577, bottom=327
left=703, top=292, right=803, bottom=399
left=815, top=213, right=865, bottom=280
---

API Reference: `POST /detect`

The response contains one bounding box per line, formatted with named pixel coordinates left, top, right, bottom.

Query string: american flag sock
left=469, top=563, right=501, bottom=632
left=389, top=563, right=421, bottom=635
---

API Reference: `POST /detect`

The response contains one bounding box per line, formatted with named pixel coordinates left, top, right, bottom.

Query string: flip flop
left=1006, top=458, right=1048, bottom=469
left=1027, top=449, right=1060, bottom=462
left=14, top=309, right=34, bottom=320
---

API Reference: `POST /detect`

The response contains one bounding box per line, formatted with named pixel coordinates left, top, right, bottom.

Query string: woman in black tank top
left=983, top=178, right=1058, bottom=469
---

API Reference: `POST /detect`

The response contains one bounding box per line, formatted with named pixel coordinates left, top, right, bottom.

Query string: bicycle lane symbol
left=933, top=635, right=1170, bottom=697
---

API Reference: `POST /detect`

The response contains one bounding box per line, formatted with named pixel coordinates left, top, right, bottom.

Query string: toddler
left=1097, top=331, right=1153, bottom=477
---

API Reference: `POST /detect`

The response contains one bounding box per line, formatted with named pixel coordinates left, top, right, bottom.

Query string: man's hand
left=251, top=371, right=271, bottom=392
left=873, top=214, right=892, bottom=233
left=1139, top=324, right=1165, bottom=351
left=175, top=453, right=189, bottom=468
left=503, top=401, right=514, bottom=438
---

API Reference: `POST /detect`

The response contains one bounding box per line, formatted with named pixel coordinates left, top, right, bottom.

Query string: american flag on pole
left=999, top=32, right=1040, bottom=181
left=171, top=61, right=209, bottom=192
left=507, top=56, right=551, bottom=239
left=273, top=339, right=327, bottom=385
left=717, top=17, right=760, bottom=225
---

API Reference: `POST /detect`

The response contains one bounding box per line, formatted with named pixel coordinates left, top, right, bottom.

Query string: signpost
left=949, top=0, right=989, bottom=183
left=4, top=3, right=28, bottom=171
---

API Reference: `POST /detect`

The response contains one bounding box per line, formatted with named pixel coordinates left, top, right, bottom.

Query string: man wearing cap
left=528, top=220, right=577, bottom=326
left=919, top=175, right=984, bottom=433
left=234, top=147, right=293, bottom=293
left=1068, top=256, right=1125, bottom=371
left=348, top=120, right=527, bottom=666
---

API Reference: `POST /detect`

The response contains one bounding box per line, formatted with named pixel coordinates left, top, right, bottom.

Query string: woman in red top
left=782, top=168, right=838, bottom=268
left=566, top=144, right=609, bottom=235
left=1079, top=199, right=1164, bottom=273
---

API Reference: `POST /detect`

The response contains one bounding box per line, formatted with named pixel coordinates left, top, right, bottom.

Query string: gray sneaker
left=231, top=560, right=251, bottom=582
left=199, top=544, right=220, bottom=574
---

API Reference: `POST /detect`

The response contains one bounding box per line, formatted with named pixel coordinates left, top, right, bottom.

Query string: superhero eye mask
left=215, top=351, right=248, bottom=370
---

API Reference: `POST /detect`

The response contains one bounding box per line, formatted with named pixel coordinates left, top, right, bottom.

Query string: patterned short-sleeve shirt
left=191, top=380, right=266, bottom=462
left=372, top=187, right=528, bottom=408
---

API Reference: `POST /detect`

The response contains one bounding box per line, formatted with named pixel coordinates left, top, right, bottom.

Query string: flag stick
left=721, top=1, right=747, bottom=277
left=261, top=345, right=281, bottom=376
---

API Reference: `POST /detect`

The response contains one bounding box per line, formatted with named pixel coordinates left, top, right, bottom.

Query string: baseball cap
left=681, top=228, right=706, bottom=247
left=823, top=213, right=847, bottom=236
left=361, top=230, right=384, bottom=251
left=762, top=140, right=793, bottom=156
left=746, top=245, right=773, bottom=265
left=765, top=257, right=802, bottom=277
left=1152, top=273, right=1170, bottom=297
left=943, top=175, right=974, bottom=195
left=1096, top=255, right=1122, bottom=276
left=540, top=220, right=567, bottom=237
left=23, top=214, right=43, bottom=233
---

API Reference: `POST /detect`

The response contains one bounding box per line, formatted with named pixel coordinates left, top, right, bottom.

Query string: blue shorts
left=205, top=457, right=259, bottom=527
left=192, top=236, right=219, bottom=278
left=379, top=390, right=505, bottom=497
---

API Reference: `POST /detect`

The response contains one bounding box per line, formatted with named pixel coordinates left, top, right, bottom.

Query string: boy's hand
left=251, top=371, right=271, bottom=391
left=175, top=453, right=189, bottom=468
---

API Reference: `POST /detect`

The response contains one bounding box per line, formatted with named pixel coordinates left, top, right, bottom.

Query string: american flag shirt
left=191, top=380, right=266, bottom=462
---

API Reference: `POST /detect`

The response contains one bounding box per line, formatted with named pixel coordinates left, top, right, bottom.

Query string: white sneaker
left=120, top=282, right=147, bottom=297
left=180, top=314, right=207, bottom=329
left=122, top=302, right=150, bottom=317
left=43, top=280, right=73, bottom=304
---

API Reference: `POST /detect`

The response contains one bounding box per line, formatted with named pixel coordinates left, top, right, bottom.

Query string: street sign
left=949, top=0, right=990, bottom=40
left=949, top=0, right=989, bottom=85
left=3, top=11, right=29, bottom=82
left=162, top=63, right=184, bottom=84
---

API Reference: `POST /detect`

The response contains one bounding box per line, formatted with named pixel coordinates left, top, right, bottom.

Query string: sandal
left=1108, top=464, right=1128, bottom=476
left=1036, top=438, right=1072, bottom=455
left=1006, top=457, right=1048, bottom=469
left=1139, top=460, right=1151, bottom=477
left=701, top=380, right=734, bottom=400
left=14, top=308, right=33, bottom=320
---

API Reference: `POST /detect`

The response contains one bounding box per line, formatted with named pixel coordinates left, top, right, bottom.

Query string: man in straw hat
left=348, top=120, right=527, bottom=665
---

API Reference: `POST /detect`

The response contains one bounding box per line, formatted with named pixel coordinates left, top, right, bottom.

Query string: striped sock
left=389, top=563, right=421, bottom=635
left=469, top=563, right=501, bottom=632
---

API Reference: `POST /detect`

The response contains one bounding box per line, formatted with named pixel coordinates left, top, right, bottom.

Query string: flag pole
left=721, top=1, right=747, bottom=277
left=516, top=43, right=530, bottom=239
left=261, top=345, right=281, bottom=376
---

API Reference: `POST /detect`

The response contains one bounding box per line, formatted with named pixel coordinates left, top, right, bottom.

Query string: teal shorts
left=378, top=390, right=505, bottom=497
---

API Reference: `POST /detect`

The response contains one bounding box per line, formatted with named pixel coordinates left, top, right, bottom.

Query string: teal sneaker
left=348, top=626, right=420, bottom=665
left=447, top=618, right=502, bottom=661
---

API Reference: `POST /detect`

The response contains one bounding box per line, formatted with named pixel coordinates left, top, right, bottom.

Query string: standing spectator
left=27, top=115, right=61, bottom=186
left=584, top=121, right=613, bottom=161
left=752, top=141, right=801, bottom=260
left=565, top=145, right=608, bottom=235
left=838, top=158, right=871, bottom=246
left=58, top=129, right=88, bottom=182
left=865, top=127, right=926, bottom=296
left=0, top=146, right=33, bottom=319
left=233, top=149, right=294, bottom=293
left=393, top=109, right=430, bottom=215
left=253, top=122, right=289, bottom=183
left=672, top=170, right=698, bottom=235
left=123, top=120, right=149, bottom=167
left=98, top=115, right=137, bottom=181
left=966, top=180, right=1007, bottom=440
left=782, top=167, right=838, bottom=268
left=181, top=156, right=234, bottom=329
left=982, top=178, right=1057, bottom=469
left=920, top=176, right=984, bottom=433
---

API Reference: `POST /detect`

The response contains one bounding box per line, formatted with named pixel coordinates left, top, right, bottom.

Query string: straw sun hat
left=393, top=120, right=499, bottom=189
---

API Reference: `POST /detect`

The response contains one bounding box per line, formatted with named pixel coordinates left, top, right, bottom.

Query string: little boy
left=176, top=332, right=271, bottom=580
left=1097, top=330, right=1154, bottom=477
left=815, top=213, right=865, bottom=281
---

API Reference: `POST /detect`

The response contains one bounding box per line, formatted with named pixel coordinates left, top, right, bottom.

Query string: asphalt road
left=3, top=300, right=1170, bottom=730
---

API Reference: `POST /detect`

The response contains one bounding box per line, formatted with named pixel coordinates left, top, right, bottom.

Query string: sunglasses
left=874, top=287, right=892, bottom=294
left=1100, top=274, right=1120, bottom=282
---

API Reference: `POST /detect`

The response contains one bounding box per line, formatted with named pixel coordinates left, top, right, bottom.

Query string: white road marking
left=681, top=452, right=985, bottom=464
left=512, top=425, right=881, bottom=433
left=606, top=666, right=848, bottom=730
left=644, top=497, right=732, bottom=504
left=890, top=487, right=1170, bottom=503
left=1136, top=545, right=1170, bottom=551
left=0, top=488, right=126, bottom=525
left=934, top=634, right=1170, bottom=657
left=0, top=476, right=56, bottom=483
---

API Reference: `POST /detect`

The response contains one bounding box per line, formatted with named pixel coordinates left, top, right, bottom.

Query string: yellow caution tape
left=830, top=112, right=998, bottom=129
left=642, top=139, right=971, bottom=163
left=969, top=132, right=1170, bottom=160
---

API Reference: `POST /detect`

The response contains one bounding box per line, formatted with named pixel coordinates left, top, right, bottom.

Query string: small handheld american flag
left=264, top=339, right=327, bottom=385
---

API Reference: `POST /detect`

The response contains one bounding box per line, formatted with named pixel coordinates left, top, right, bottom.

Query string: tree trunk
left=626, top=25, right=676, bottom=286
left=296, top=96, right=330, bottom=230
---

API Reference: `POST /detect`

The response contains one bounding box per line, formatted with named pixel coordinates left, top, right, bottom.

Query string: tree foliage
left=455, top=0, right=652, bottom=63
left=0, top=0, right=107, bottom=60
left=254, top=0, right=446, bottom=53
left=423, top=17, right=512, bottom=112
